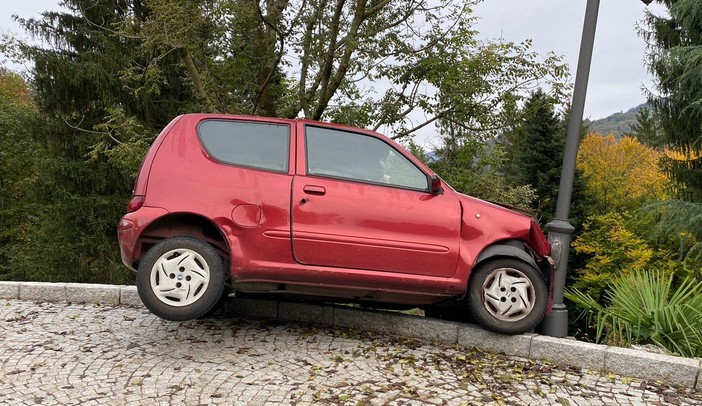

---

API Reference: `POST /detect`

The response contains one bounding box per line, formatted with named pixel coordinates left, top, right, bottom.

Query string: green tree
left=630, top=200, right=702, bottom=278
left=124, top=0, right=568, bottom=138
left=633, top=0, right=702, bottom=273
left=10, top=0, right=194, bottom=283
left=642, top=0, right=702, bottom=201
left=503, top=90, right=589, bottom=226
left=572, top=212, right=676, bottom=299
left=629, top=107, right=664, bottom=149
left=429, top=128, right=536, bottom=209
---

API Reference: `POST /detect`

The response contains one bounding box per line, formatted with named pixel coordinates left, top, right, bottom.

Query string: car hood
left=456, top=193, right=551, bottom=257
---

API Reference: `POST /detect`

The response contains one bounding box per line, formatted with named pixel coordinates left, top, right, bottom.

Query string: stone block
left=119, top=286, right=143, bottom=307
left=530, top=335, right=606, bottom=371
left=457, top=324, right=534, bottom=358
left=605, top=346, right=700, bottom=388
left=387, top=314, right=460, bottom=344
left=19, top=282, right=67, bottom=302
left=278, top=301, right=334, bottom=325
left=0, top=282, right=20, bottom=299
left=65, top=283, right=120, bottom=305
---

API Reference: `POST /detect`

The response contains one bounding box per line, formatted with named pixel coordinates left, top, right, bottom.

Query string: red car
left=118, top=114, right=554, bottom=334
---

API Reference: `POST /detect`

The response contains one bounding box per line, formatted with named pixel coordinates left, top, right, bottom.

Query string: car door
left=291, top=124, right=461, bottom=278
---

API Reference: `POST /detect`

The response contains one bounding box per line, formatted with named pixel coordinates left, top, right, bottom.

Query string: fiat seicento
left=118, top=114, right=555, bottom=334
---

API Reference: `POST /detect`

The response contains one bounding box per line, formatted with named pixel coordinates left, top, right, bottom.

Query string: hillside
left=586, top=103, right=647, bottom=137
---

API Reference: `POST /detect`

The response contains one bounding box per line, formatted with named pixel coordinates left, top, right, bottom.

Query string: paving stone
left=530, top=335, right=606, bottom=371
left=0, top=282, right=20, bottom=299
left=2, top=293, right=702, bottom=404
left=457, top=323, right=534, bottom=358
left=605, top=346, right=701, bottom=389
left=19, top=281, right=67, bottom=302
left=65, top=283, right=120, bottom=305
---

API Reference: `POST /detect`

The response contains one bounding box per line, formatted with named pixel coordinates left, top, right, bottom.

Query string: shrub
left=566, top=270, right=702, bottom=358
left=571, top=212, right=676, bottom=299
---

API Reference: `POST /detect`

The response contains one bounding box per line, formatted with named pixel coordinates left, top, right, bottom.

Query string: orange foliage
left=0, top=69, right=33, bottom=110
left=577, top=133, right=672, bottom=213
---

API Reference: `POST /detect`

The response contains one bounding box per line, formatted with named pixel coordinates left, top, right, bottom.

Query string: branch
left=293, top=0, right=330, bottom=118
left=251, top=1, right=291, bottom=115
left=390, top=109, right=453, bottom=140
left=312, top=0, right=370, bottom=119
left=363, top=0, right=392, bottom=18
left=77, top=1, right=144, bottom=40
left=176, top=45, right=217, bottom=113
left=311, top=0, right=348, bottom=119
left=252, top=34, right=286, bottom=115
left=64, top=118, right=123, bottom=145
left=372, top=81, right=421, bottom=131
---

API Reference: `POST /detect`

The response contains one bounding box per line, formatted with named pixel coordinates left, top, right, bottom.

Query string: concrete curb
left=1, top=281, right=700, bottom=391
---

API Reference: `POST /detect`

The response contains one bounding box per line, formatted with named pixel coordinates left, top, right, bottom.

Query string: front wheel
left=137, top=236, right=226, bottom=321
left=467, top=258, right=547, bottom=335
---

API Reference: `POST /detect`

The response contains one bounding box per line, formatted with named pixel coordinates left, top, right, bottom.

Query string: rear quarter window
left=197, top=120, right=289, bottom=172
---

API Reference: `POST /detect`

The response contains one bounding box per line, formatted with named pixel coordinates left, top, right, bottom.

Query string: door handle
left=303, top=185, right=326, bottom=195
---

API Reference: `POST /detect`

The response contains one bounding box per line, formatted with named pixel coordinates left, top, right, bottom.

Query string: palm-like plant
left=566, top=270, right=702, bottom=357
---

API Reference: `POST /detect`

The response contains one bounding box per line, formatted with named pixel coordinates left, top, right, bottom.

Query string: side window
left=197, top=120, right=289, bottom=172
left=306, top=126, right=428, bottom=190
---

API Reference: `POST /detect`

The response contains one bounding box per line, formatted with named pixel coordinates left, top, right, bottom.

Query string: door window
left=305, top=126, right=428, bottom=190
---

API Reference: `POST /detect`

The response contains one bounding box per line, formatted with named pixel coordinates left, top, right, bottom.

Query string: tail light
left=127, top=195, right=145, bottom=213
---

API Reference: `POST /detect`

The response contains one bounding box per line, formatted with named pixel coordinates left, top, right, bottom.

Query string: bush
left=566, top=270, right=702, bottom=358
left=571, top=212, right=677, bottom=299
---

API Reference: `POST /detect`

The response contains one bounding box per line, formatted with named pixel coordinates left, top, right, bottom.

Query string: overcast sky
left=473, top=0, right=666, bottom=120
left=2, top=0, right=665, bottom=123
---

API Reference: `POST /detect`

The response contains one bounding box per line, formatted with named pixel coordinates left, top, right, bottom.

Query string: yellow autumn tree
left=577, top=133, right=672, bottom=214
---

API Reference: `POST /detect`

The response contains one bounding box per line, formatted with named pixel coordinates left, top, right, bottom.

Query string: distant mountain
left=586, top=103, right=648, bottom=137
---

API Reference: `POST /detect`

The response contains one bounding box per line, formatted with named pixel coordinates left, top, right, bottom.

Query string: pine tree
left=13, top=0, right=196, bottom=283
left=643, top=0, right=702, bottom=201
left=629, top=108, right=664, bottom=149
left=505, top=90, right=589, bottom=227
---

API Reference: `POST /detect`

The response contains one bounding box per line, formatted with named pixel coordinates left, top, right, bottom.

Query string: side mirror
left=430, top=174, right=443, bottom=195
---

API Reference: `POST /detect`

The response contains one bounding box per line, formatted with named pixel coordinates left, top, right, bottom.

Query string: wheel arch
left=472, top=239, right=542, bottom=278
left=132, top=212, right=230, bottom=268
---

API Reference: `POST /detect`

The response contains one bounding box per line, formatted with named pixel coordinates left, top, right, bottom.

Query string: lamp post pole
left=538, top=0, right=653, bottom=337
left=538, top=0, right=600, bottom=338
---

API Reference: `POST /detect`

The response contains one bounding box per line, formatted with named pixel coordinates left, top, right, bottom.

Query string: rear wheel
left=467, top=258, right=547, bottom=334
left=137, top=236, right=226, bottom=321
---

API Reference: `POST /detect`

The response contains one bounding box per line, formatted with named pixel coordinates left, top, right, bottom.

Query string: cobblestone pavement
left=1, top=300, right=700, bottom=405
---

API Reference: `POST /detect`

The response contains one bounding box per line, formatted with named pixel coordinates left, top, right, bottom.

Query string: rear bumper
left=117, top=206, right=169, bottom=271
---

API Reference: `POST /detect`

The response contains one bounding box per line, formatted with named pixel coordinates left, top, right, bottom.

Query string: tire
left=204, top=287, right=232, bottom=317
left=467, top=258, right=547, bottom=335
left=137, top=236, right=226, bottom=321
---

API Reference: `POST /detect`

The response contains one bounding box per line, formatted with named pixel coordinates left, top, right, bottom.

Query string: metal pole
left=538, top=0, right=600, bottom=337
